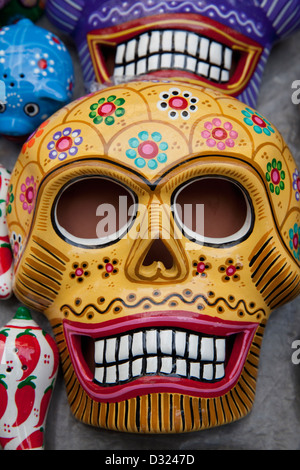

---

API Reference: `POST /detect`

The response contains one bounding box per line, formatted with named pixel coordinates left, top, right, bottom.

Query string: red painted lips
left=63, top=311, right=258, bottom=403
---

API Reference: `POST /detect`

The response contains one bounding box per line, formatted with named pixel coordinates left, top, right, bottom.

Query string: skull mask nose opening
left=142, top=238, right=174, bottom=270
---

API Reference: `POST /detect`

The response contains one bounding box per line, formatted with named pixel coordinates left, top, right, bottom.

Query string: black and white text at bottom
left=104, top=452, right=196, bottom=466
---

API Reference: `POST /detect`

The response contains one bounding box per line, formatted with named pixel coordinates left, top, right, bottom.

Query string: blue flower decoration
left=126, top=131, right=168, bottom=170
left=241, top=107, right=275, bottom=136
left=289, top=223, right=300, bottom=261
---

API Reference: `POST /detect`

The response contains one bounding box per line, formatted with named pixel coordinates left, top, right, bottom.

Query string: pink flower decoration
left=201, top=118, right=238, bottom=150
left=19, top=176, right=36, bottom=214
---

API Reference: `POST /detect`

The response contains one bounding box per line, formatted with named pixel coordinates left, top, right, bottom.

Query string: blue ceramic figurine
left=0, top=19, right=74, bottom=139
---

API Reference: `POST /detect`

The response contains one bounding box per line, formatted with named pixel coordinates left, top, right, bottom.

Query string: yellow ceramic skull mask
left=7, top=80, right=300, bottom=433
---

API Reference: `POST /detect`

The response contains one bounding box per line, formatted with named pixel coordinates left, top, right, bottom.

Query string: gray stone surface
left=0, top=16, right=300, bottom=450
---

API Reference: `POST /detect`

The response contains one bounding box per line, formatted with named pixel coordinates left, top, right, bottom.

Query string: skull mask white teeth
left=46, top=0, right=300, bottom=107
left=6, top=81, right=300, bottom=432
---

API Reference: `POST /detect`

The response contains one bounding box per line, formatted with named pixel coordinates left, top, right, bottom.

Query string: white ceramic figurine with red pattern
left=0, top=165, right=13, bottom=300
left=0, top=306, right=59, bottom=450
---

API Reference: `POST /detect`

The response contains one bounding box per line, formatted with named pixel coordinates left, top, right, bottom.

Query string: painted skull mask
left=6, top=81, right=300, bottom=433
left=46, top=0, right=300, bottom=107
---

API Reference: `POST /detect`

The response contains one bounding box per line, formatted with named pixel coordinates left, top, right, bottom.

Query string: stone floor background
left=0, top=15, right=300, bottom=450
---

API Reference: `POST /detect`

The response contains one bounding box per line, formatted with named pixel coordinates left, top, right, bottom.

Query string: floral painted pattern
left=0, top=199, right=5, bottom=219
left=157, top=88, right=198, bottom=120
left=192, top=255, right=211, bottom=278
left=70, top=262, right=90, bottom=283
left=293, top=169, right=300, bottom=201
left=218, top=259, right=243, bottom=282
left=47, top=128, right=83, bottom=161
left=242, top=107, right=275, bottom=136
left=45, top=32, right=66, bottom=52
left=126, top=131, right=168, bottom=169
left=30, top=52, right=55, bottom=77
left=19, top=176, right=36, bottom=214
left=5, top=184, right=14, bottom=215
left=89, top=95, right=125, bottom=125
left=289, top=224, right=300, bottom=261
left=266, top=159, right=285, bottom=195
left=201, top=118, right=238, bottom=150
left=97, top=257, right=119, bottom=278
left=22, top=120, right=50, bottom=154
left=10, top=232, right=22, bottom=260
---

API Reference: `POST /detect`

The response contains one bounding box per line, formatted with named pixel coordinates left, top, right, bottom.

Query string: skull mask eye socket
left=52, top=176, right=137, bottom=248
left=172, top=176, right=253, bottom=247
